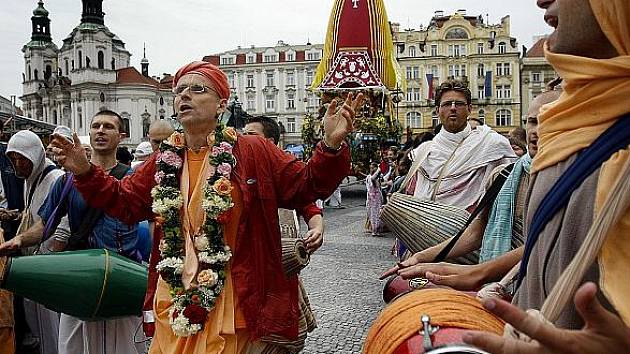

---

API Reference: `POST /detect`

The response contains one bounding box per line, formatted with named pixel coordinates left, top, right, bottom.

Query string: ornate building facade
left=392, top=10, right=522, bottom=134
left=520, top=36, right=558, bottom=119
left=204, top=41, right=324, bottom=146
left=20, top=0, right=174, bottom=146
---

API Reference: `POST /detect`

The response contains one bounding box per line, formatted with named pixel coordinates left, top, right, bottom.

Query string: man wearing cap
left=49, top=61, right=359, bottom=353
left=132, top=141, right=154, bottom=169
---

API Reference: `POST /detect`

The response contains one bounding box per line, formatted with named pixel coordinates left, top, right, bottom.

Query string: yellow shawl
left=532, top=0, right=630, bottom=324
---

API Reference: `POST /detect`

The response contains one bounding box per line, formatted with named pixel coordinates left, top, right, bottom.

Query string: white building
left=20, top=0, right=175, bottom=146
left=204, top=41, right=324, bottom=146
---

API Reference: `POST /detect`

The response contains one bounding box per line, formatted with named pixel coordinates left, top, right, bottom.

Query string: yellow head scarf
left=533, top=0, right=630, bottom=324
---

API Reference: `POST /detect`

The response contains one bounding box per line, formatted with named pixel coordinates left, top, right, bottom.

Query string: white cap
left=134, top=141, right=153, bottom=158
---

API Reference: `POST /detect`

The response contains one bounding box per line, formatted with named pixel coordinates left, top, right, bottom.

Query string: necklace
left=152, top=124, right=238, bottom=337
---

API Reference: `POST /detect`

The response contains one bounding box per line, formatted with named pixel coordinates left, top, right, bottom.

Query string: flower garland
left=151, top=124, right=238, bottom=337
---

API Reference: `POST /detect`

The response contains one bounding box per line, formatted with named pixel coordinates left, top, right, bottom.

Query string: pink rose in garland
left=160, top=151, right=183, bottom=169
left=217, top=163, right=232, bottom=177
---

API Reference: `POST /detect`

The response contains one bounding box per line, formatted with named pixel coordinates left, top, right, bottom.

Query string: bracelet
left=322, top=138, right=343, bottom=151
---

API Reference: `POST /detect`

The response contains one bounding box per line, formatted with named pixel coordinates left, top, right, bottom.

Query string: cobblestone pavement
left=301, top=183, right=396, bottom=354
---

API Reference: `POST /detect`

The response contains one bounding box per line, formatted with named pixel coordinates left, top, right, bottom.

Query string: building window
left=477, top=42, right=484, bottom=55
left=122, top=118, right=130, bottom=136
left=287, top=118, right=296, bottom=133
left=478, top=85, right=485, bottom=99
left=286, top=71, right=295, bottom=86
left=78, top=50, right=83, bottom=68
left=406, top=88, right=413, bottom=101
left=477, top=64, right=485, bottom=78
left=448, top=65, right=466, bottom=78
left=409, top=46, right=416, bottom=57
left=432, top=112, right=439, bottom=128
left=246, top=55, right=256, bottom=64
left=412, top=66, right=420, bottom=79
left=287, top=92, right=295, bottom=109
left=266, top=72, right=275, bottom=87
left=265, top=94, right=275, bottom=112
left=430, top=45, right=438, bottom=56
left=307, top=93, right=319, bottom=108
left=28, top=65, right=32, bottom=80
left=65, top=59, right=69, bottom=75
left=111, top=58, right=115, bottom=70
left=478, top=109, right=485, bottom=123
left=100, top=92, right=105, bottom=102
left=503, top=85, right=512, bottom=98
left=228, top=72, right=235, bottom=88
left=221, top=57, right=235, bottom=65
left=34, top=69, right=39, bottom=80
left=306, top=51, right=321, bottom=61
left=405, top=88, right=422, bottom=102
left=498, top=42, right=507, bottom=54
left=532, top=72, right=541, bottom=82
left=246, top=74, right=255, bottom=88
left=496, top=85, right=503, bottom=99
left=246, top=93, right=256, bottom=111
left=306, top=70, right=314, bottom=86
left=286, top=52, right=295, bottom=61
left=406, top=112, right=422, bottom=128
left=495, top=109, right=512, bottom=126
left=448, top=44, right=466, bottom=57
left=97, top=51, right=104, bottom=69
left=504, top=63, right=511, bottom=76
left=430, top=65, right=439, bottom=78
left=264, top=54, right=277, bottom=63
left=406, top=67, right=412, bottom=80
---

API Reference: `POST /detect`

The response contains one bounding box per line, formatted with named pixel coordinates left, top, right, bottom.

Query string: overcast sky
left=0, top=0, right=551, bottom=105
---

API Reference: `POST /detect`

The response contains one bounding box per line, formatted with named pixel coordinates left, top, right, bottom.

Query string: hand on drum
left=399, top=262, right=485, bottom=291
left=379, top=250, right=433, bottom=279
left=48, top=132, right=91, bottom=176
left=0, top=236, right=22, bottom=256
left=463, top=282, right=630, bottom=354
left=0, top=208, right=20, bottom=221
left=303, top=226, right=323, bottom=254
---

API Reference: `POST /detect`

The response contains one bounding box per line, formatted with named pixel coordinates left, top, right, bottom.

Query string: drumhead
left=426, top=345, right=491, bottom=354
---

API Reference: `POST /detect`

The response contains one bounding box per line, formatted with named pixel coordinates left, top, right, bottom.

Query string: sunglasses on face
left=172, top=84, right=215, bottom=95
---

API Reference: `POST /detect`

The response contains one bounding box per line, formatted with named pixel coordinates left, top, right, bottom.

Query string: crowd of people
left=0, top=0, right=627, bottom=353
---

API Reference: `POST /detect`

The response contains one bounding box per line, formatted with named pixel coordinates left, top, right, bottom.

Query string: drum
left=0, top=249, right=147, bottom=321
left=281, top=238, right=310, bottom=276
left=381, top=194, right=478, bottom=265
left=383, top=275, right=443, bottom=304
left=364, top=288, right=504, bottom=354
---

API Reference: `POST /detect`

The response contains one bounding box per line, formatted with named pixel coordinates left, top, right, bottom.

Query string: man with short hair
left=406, top=79, right=515, bottom=212
left=463, top=0, right=630, bottom=352
left=0, top=110, right=143, bottom=354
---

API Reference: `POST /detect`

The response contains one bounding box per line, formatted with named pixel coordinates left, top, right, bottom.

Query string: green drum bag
left=1, top=249, right=147, bottom=321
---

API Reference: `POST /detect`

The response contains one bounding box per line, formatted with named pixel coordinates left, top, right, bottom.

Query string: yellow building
left=392, top=10, right=521, bottom=135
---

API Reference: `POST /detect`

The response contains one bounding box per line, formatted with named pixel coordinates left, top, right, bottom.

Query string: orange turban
left=173, top=61, right=231, bottom=100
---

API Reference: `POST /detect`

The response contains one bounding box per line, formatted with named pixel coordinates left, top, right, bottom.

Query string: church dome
left=32, top=1, right=49, bottom=17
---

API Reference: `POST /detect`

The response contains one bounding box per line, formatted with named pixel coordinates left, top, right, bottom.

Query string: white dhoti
left=58, top=314, right=146, bottom=354
left=23, top=299, right=60, bottom=354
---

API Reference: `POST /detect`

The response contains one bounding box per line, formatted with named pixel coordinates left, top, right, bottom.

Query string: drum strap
left=432, top=163, right=514, bottom=263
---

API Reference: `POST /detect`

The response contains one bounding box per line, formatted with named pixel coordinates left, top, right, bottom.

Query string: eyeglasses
left=172, top=84, right=215, bottom=95
left=439, top=100, right=468, bottom=109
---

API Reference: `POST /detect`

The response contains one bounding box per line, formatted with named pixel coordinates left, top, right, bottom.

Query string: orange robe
left=149, top=149, right=247, bottom=354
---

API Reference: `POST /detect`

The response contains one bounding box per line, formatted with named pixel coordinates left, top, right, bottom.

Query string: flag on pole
left=426, top=73, right=434, bottom=100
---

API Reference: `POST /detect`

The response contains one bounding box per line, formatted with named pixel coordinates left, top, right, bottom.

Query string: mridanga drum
left=381, top=194, right=479, bottom=265
left=364, top=288, right=503, bottom=354
left=281, top=238, right=310, bottom=276
left=0, top=249, right=147, bottom=321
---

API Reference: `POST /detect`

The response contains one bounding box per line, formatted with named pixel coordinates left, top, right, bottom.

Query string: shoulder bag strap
left=432, top=163, right=515, bottom=263
left=515, top=112, right=630, bottom=289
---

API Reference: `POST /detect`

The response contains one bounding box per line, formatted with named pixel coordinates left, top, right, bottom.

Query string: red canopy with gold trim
left=311, top=0, right=404, bottom=91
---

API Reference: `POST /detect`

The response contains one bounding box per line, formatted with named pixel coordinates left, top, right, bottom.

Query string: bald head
left=148, top=119, right=175, bottom=151
left=526, top=89, right=562, bottom=158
